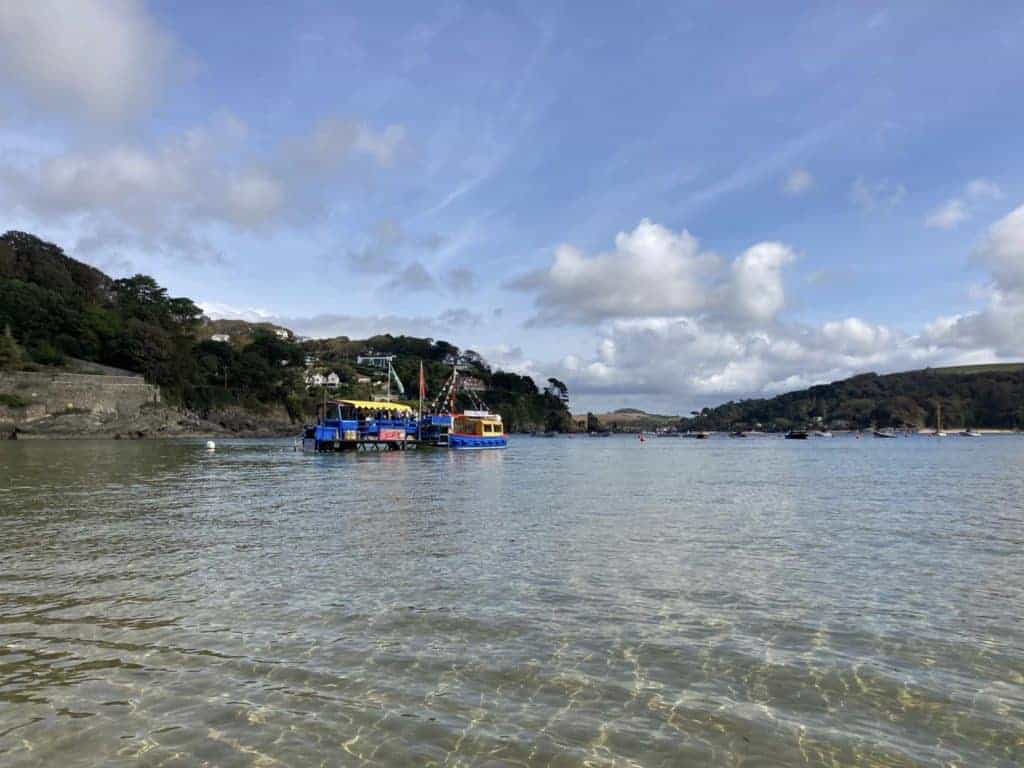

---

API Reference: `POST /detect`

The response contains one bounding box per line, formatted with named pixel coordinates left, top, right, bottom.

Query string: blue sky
left=2, top=1, right=1023, bottom=412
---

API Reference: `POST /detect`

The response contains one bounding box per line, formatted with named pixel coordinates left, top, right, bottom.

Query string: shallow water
left=1, top=435, right=1022, bottom=766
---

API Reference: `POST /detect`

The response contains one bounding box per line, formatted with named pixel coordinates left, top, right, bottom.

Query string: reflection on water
left=1, top=436, right=1023, bottom=766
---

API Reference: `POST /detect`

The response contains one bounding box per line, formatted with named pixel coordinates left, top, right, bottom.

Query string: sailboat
left=934, top=402, right=948, bottom=437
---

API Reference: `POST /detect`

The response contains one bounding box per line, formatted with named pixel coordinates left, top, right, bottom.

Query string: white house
left=211, top=333, right=230, bottom=343
left=326, top=372, right=341, bottom=389
left=274, top=329, right=290, bottom=340
left=306, top=372, right=325, bottom=388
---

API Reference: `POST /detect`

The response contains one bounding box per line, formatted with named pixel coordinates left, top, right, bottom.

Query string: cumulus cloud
left=509, top=219, right=794, bottom=327
left=0, top=115, right=405, bottom=260
left=0, top=0, right=177, bottom=122
left=975, top=203, right=1024, bottom=296
left=724, top=242, right=795, bottom=322
left=518, top=214, right=1024, bottom=412
left=918, top=203, right=1024, bottom=358
left=548, top=314, right=935, bottom=412
left=783, top=168, right=813, bottom=195
left=924, top=178, right=1003, bottom=230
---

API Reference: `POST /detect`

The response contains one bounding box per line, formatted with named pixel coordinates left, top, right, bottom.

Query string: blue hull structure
left=302, top=400, right=415, bottom=452
left=449, top=433, right=508, bottom=450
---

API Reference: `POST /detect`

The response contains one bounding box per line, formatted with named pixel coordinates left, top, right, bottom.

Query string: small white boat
left=933, top=403, right=948, bottom=437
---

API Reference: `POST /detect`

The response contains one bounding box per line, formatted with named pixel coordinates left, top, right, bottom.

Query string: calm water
left=1, top=436, right=1023, bottom=766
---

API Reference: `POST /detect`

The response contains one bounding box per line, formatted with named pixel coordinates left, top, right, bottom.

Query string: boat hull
left=449, top=433, right=508, bottom=450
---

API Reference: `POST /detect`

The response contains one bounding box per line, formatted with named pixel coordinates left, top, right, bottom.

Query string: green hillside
left=0, top=231, right=570, bottom=431
left=683, top=366, right=1024, bottom=432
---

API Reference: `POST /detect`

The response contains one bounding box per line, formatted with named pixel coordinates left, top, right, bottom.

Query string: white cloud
left=223, top=171, right=285, bottom=228
left=974, top=203, right=1024, bottom=297
left=924, top=178, right=1003, bottom=231
left=725, top=242, right=795, bottom=322
left=287, top=118, right=406, bottom=175
left=0, top=0, right=176, bottom=122
left=510, top=219, right=797, bottom=328
left=0, top=115, right=405, bottom=259
left=522, top=213, right=1024, bottom=412
left=925, top=198, right=968, bottom=230
left=509, top=219, right=714, bottom=323
left=783, top=168, right=813, bottom=195
left=199, top=302, right=278, bottom=323
left=851, top=176, right=906, bottom=211
left=966, top=178, right=1002, bottom=201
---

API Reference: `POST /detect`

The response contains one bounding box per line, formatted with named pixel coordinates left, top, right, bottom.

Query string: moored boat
left=449, top=410, right=507, bottom=450
left=785, top=430, right=809, bottom=439
left=302, top=399, right=415, bottom=451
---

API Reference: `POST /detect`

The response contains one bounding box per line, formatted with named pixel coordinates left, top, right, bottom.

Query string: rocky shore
left=1, top=369, right=300, bottom=440
left=2, top=403, right=299, bottom=441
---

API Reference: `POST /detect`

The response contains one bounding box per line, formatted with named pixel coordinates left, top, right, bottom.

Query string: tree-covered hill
left=0, top=231, right=570, bottom=431
left=682, top=365, right=1024, bottom=432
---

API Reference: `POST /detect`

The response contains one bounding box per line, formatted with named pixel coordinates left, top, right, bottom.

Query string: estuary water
left=1, top=435, right=1022, bottom=766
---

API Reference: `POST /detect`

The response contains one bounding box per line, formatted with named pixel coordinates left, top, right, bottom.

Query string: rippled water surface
left=1, top=436, right=1023, bottom=766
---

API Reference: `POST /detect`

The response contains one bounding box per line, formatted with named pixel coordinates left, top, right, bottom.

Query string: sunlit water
left=1, top=435, right=1023, bottom=766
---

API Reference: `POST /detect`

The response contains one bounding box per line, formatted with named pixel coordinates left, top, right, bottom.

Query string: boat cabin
left=449, top=410, right=507, bottom=450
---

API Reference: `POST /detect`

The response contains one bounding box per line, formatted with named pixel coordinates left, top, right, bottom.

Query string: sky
left=1, top=1, right=1023, bottom=413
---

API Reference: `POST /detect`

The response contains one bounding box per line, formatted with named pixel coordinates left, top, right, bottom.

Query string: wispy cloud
left=924, top=178, right=1002, bottom=230
left=850, top=176, right=906, bottom=212
left=783, top=168, right=814, bottom=196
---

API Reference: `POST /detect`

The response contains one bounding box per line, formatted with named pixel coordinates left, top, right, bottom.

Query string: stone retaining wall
left=0, top=371, right=161, bottom=421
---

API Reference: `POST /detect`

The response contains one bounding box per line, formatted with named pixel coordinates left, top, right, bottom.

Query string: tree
left=546, top=377, right=569, bottom=404
left=0, top=325, right=21, bottom=369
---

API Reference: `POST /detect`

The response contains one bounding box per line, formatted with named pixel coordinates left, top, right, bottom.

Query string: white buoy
left=205, top=440, right=216, bottom=451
